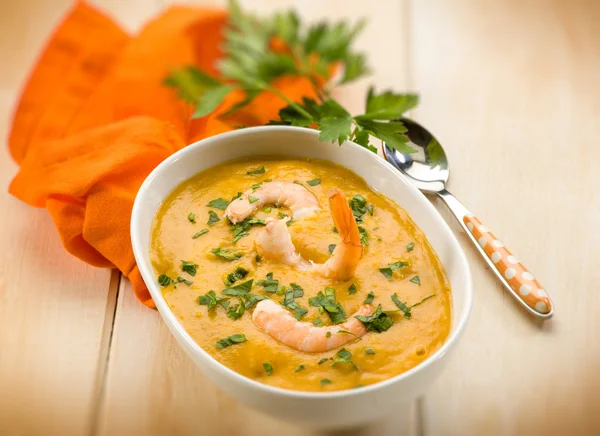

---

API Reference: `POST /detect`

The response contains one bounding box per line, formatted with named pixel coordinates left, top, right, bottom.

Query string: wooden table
left=1, top=1, right=599, bottom=434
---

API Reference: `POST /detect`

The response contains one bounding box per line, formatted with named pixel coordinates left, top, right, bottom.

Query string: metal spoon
left=383, top=118, right=554, bottom=319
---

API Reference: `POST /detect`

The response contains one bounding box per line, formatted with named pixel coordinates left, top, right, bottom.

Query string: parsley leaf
left=363, top=291, right=375, bottom=304
left=175, top=277, right=192, bottom=286
left=263, top=362, right=273, bottom=375
left=281, top=284, right=308, bottom=320
left=224, top=266, right=249, bottom=286
left=355, top=304, right=393, bottom=332
left=247, top=166, right=266, bottom=175
left=410, top=294, right=436, bottom=309
left=318, top=358, right=328, bottom=365
left=163, top=66, right=220, bottom=104
left=207, top=210, right=220, bottom=226
left=332, top=348, right=359, bottom=370
left=328, top=244, right=336, bottom=254
left=241, top=293, right=269, bottom=309
left=379, top=260, right=409, bottom=280
left=222, top=279, right=254, bottom=296
left=211, top=248, right=243, bottom=261
left=309, top=288, right=346, bottom=324
left=158, top=274, right=174, bottom=287
left=216, top=333, right=247, bottom=349
left=307, top=178, right=321, bottom=186
left=409, top=275, right=421, bottom=285
left=230, top=217, right=266, bottom=244
left=356, top=87, right=419, bottom=121
left=391, top=293, right=412, bottom=319
left=192, top=229, right=209, bottom=239
left=348, top=194, right=369, bottom=223
left=364, top=348, right=376, bottom=355
left=358, top=226, right=369, bottom=246
left=256, top=272, right=283, bottom=293
left=248, top=195, right=259, bottom=204
left=356, top=119, right=414, bottom=155
left=198, top=290, right=230, bottom=311
left=295, top=364, right=306, bottom=372
left=206, top=198, right=230, bottom=210
left=188, top=212, right=196, bottom=224
left=313, top=317, right=324, bottom=326
left=318, top=99, right=353, bottom=144
left=181, top=260, right=198, bottom=277
left=348, top=284, right=357, bottom=295
left=320, top=378, right=332, bottom=386
left=406, top=242, right=415, bottom=252
left=226, top=299, right=245, bottom=320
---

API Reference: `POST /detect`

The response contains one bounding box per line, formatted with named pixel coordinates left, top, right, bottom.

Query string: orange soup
left=150, top=158, right=452, bottom=391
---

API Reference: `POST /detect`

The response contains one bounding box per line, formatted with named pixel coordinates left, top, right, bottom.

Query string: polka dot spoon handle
left=439, top=190, right=553, bottom=319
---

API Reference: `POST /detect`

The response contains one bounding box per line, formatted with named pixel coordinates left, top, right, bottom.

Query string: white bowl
left=131, top=126, right=472, bottom=429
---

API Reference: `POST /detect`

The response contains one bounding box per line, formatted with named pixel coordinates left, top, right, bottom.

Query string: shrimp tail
left=329, top=190, right=363, bottom=251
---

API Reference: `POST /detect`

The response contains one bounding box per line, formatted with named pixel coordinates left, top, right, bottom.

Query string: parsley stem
left=267, top=86, right=313, bottom=120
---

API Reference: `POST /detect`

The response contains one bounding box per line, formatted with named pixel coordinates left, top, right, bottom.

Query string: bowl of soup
left=131, top=126, right=472, bottom=428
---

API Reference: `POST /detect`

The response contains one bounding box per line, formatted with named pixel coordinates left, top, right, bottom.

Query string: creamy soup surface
left=150, top=158, right=452, bottom=392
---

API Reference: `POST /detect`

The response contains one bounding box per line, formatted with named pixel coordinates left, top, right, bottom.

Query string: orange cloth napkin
left=8, top=2, right=318, bottom=307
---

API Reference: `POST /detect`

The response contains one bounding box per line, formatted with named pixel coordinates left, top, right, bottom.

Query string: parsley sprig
left=164, top=0, right=418, bottom=155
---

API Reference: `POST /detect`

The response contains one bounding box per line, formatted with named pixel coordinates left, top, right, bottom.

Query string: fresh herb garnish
left=364, top=348, right=376, bottom=355
left=216, top=333, right=247, bottom=349
left=263, top=362, right=273, bottom=375
left=313, top=318, right=324, bottom=326
left=326, top=331, right=331, bottom=338
left=367, top=204, right=374, bottom=216
left=349, top=194, right=368, bottom=222
left=241, top=293, right=269, bottom=309
left=192, top=229, right=209, bottom=239
left=358, top=226, right=369, bottom=246
left=363, top=291, right=375, bottom=304
left=226, top=300, right=245, bottom=320
left=410, top=294, right=436, bottom=309
left=248, top=195, right=259, bottom=204
left=175, top=277, right=193, bottom=286
left=406, top=242, right=415, bottom=252
left=222, top=279, right=254, bottom=296
left=230, top=217, right=266, bottom=243
left=379, top=260, right=409, bottom=280
left=207, top=210, right=220, bottom=226
left=328, top=244, right=336, bottom=254
left=309, top=288, right=346, bottom=324
left=251, top=183, right=262, bottom=191
left=281, top=283, right=308, bottom=320
left=247, top=166, right=266, bottom=175
left=318, top=358, right=328, bottom=365
left=256, top=272, right=284, bottom=293
left=355, top=304, right=393, bottom=332
left=307, top=178, right=321, bottom=186
left=409, top=275, right=421, bottom=285
left=332, top=348, right=359, bottom=370
left=158, top=274, right=174, bottom=287
left=320, top=378, right=332, bottom=386
left=348, top=284, right=357, bottom=295
left=188, top=212, right=196, bottom=224
left=198, top=290, right=230, bottom=311
left=337, top=329, right=360, bottom=339
left=391, top=293, right=411, bottom=319
left=277, top=212, right=288, bottom=219
left=263, top=207, right=272, bottom=213
left=231, top=192, right=243, bottom=201
left=206, top=198, right=230, bottom=210
left=211, top=247, right=243, bottom=261
left=295, top=364, right=306, bottom=372
left=224, top=266, right=249, bottom=286
left=181, top=260, right=198, bottom=277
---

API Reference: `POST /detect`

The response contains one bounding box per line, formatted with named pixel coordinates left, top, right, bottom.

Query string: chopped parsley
left=367, top=204, right=374, bottom=216
left=410, top=294, right=436, bottom=309
left=198, top=290, right=230, bottom=311
left=263, top=362, right=273, bottom=375
left=226, top=300, right=245, bottom=320
left=211, top=248, right=242, bottom=261
left=231, top=192, right=243, bottom=201
left=358, top=226, right=369, bottom=246
left=207, top=210, right=220, bottom=226
left=224, top=266, right=249, bottom=286
left=307, top=178, right=321, bottom=186
left=192, top=229, right=209, bottom=239
left=392, top=293, right=440, bottom=318
left=363, top=291, right=375, bottom=304
left=188, top=212, right=196, bottom=223
left=241, top=293, right=269, bottom=309
left=248, top=195, right=259, bottom=204
left=256, top=272, right=283, bottom=293
left=309, top=288, right=346, bottom=324
left=216, top=334, right=247, bottom=349
left=206, top=198, right=230, bottom=210
left=251, top=183, right=262, bottom=190
left=355, top=304, right=393, bottom=332
left=318, top=358, right=328, bottom=365
left=328, top=244, right=336, bottom=254
left=349, top=194, right=369, bottom=223
left=281, top=283, right=308, bottom=320
left=174, top=276, right=193, bottom=286
left=364, top=348, right=376, bottom=355
left=181, top=260, right=198, bottom=276
left=326, top=331, right=331, bottom=338
left=263, top=207, right=272, bottom=213
left=277, top=211, right=288, bottom=219
left=247, top=166, right=265, bottom=175
left=312, top=317, right=324, bottom=326
left=409, top=275, right=421, bottom=285
left=379, top=260, right=409, bottom=280
left=332, top=348, right=359, bottom=370
left=295, top=364, right=306, bottom=372
left=230, top=217, right=266, bottom=243
left=320, top=379, right=332, bottom=386
left=348, top=284, right=357, bottom=295
left=332, top=227, right=338, bottom=233
left=337, top=329, right=360, bottom=339
left=406, top=242, right=415, bottom=252
left=158, top=274, right=174, bottom=287
left=222, top=279, right=253, bottom=296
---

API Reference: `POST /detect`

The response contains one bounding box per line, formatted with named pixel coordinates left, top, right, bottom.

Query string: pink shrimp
left=255, top=190, right=363, bottom=281
left=252, top=299, right=371, bottom=353
left=225, top=181, right=320, bottom=224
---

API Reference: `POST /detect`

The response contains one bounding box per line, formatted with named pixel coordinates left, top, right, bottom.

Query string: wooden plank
left=409, top=1, right=600, bottom=435
left=97, top=1, right=417, bottom=434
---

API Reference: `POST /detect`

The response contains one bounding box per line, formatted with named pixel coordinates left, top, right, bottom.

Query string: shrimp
left=225, top=181, right=320, bottom=224
left=255, top=190, right=363, bottom=281
left=252, top=299, right=371, bottom=352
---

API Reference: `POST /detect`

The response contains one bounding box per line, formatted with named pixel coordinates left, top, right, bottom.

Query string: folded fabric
left=8, top=2, right=317, bottom=307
